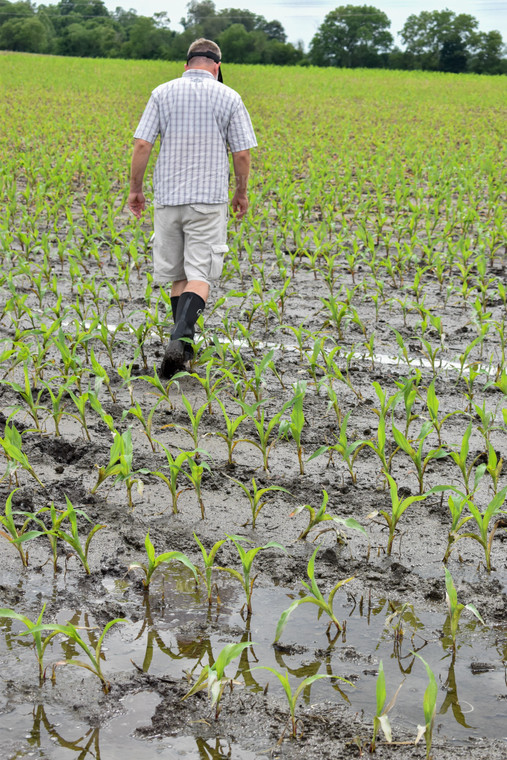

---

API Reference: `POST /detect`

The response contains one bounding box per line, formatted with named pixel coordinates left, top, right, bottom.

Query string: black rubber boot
left=170, top=296, right=179, bottom=323
left=160, top=292, right=205, bottom=378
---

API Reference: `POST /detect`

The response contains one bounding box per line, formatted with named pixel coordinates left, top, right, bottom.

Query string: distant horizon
left=101, top=0, right=507, bottom=52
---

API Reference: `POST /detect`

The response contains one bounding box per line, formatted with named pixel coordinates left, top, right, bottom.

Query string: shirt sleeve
left=226, top=100, right=257, bottom=153
left=133, top=93, right=160, bottom=144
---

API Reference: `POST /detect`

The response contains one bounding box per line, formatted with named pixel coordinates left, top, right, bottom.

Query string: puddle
left=2, top=568, right=506, bottom=757
left=105, top=569, right=507, bottom=744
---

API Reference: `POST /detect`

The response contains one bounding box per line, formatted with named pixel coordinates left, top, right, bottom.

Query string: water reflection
left=19, top=704, right=101, bottom=760
left=439, top=653, right=475, bottom=730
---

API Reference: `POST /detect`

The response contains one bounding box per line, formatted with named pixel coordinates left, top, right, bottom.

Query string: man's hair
left=187, top=38, right=221, bottom=65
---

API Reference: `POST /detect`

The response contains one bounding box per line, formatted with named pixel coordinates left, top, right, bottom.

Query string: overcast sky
left=103, top=1, right=507, bottom=50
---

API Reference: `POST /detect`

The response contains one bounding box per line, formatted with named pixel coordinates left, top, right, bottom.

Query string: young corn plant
left=181, top=452, right=212, bottom=519
left=448, top=422, right=486, bottom=496
left=20, top=618, right=125, bottom=693
left=129, top=531, right=197, bottom=587
left=235, top=398, right=292, bottom=472
left=371, top=660, right=404, bottom=752
left=91, top=428, right=149, bottom=508
left=214, top=398, right=247, bottom=465
left=290, top=489, right=367, bottom=543
left=370, top=473, right=438, bottom=556
left=0, top=364, right=46, bottom=432
left=194, top=533, right=227, bottom=606
left=39, top=376, right=77, bottom=437
left=163, top=392, right=209, bottom=449
left=0, top=490, right=46, bottom=567
left=226, top=475, right=290, bottom=530
left=391, top=421, right=448, bottom=494
left=218, top=535, right=286, bottom=614
left=484, top=443, right=503, bottom=494
left=274, top=547, right=354, bottom=642
left=182, top=641, right=254, bottom=720
left=444, top=567, right=484, bottom=651
left=453, top=485, right=507, bottom=571
left=0, top=423, right=44, bottom=487
left=413, top=652, right=438, bottom=760
left=0, top=605, right=59, bottom=681
left=152, top=445, right=195, bottom=514
left=425, top=380, right=463, bottom=446
left=35, top=497, right=106, bottom=574
left=308, top=410, right=364, bottom=483
left=250, top=667, right=348, bottom=740
left=443, top=490, right=474, bottom=564
left=279, top=381, right=307, bottom=475
left=122, top=399, right=160, bottom=452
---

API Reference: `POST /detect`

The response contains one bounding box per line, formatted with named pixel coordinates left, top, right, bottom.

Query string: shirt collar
left=182, top=69, right=215, bottom=80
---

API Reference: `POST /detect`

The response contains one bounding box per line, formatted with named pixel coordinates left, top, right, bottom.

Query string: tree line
left=1, top=0, right=505, bottom=74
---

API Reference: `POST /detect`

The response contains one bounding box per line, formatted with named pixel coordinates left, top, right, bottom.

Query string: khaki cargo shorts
left=153, top=202, right=228, bottom=285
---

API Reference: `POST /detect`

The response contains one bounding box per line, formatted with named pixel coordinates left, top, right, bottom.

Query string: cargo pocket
left=210, top=244, right=228, bottom=280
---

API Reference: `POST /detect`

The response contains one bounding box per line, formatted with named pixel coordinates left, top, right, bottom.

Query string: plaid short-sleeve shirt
left=134, top=69, right=257, bottom=206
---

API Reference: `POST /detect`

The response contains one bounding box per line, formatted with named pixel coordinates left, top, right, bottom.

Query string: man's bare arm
left=231, top=149, right=251, bottom=219
left=128, top=138, right=154, bottom=218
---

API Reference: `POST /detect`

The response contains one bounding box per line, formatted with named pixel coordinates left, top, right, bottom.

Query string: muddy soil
left=0, top=229, right=506, bottom=760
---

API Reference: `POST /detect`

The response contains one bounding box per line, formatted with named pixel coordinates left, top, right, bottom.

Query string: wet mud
left=1, top=236, right=506, bottom=760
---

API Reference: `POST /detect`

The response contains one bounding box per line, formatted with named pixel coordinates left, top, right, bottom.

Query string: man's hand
left=129, top=139, right=153, bottom=219
left=128, top=191, right=146, bottom=219
left=231, top=190, right=248, bottom=219
left=231, top=149, right=251, bottom=220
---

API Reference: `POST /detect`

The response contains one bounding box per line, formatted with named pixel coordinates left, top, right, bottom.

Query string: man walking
left=128, top=38, right=257, bottom=377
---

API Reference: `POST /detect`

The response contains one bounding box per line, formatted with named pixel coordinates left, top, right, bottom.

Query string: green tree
left=400, top=9, right=479, bottom=71
left=0, top=15, right=49, bottom=51
left=309, top=4, right=393, bottom=68
left=218, top=22, right=258, bottom=63
left=469, top=30, right=507, bottom=75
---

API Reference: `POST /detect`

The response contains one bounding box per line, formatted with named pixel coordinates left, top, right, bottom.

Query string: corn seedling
left=370, top=473, right=439, bottom=556
left=359, top=413, right=392, bottom=477
left=162, top=392, right=209, bottom=449
left=448, top=422, right=486, bottom=496
left=181, top=452, right=212, bottom=519
left=0, top=489, right=46, bottom=566
left=279, top=381, right=307, bottom=475
left=129, top=532, right=198, bottom=587
left=392, top=421, right=448, bottom=494
left=218, top=535, right=286, bottom=614
left=290, top=489, right=367, bottom=543
left=194, top=533, right=227, bottom=605
left=235, top=398, right=292, bottom=471
left=226, top=475, right=290, bottom=530
left=91, top=428, right=149, bottom=508
left=425, top=380, right=463, bottom=446
left=182, top=641, right=254, bottom=719
left=413, top=652, right=438, bottom=760
left=35, top=496, right=106, bottom=574
left=0, top=605, right=59, bottom=681
left=444, top=567, right=484, bottom=651
left=308, top=410, right=364, bottom=483
left=0, top=364, right=45, bottom=431
left=0, top=423, right=44, bottom=487
left=39, top=376, right=77, bottom=437
left=485, top=443, right=503, bottom=493
left=20, top=618, right=125, bottom=693
left=214, top=398, right=247, bottom=465
left=453, top=485, right=507, bottom=571
left=371, top=660, right=404, bottom=752
left=251, top=667, right=347, bottom=740
left=152, top=445, right=197, bottom=514
left=122, top=399, right=160, bottom=452
left=274, top=547, right=354, bottom=641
